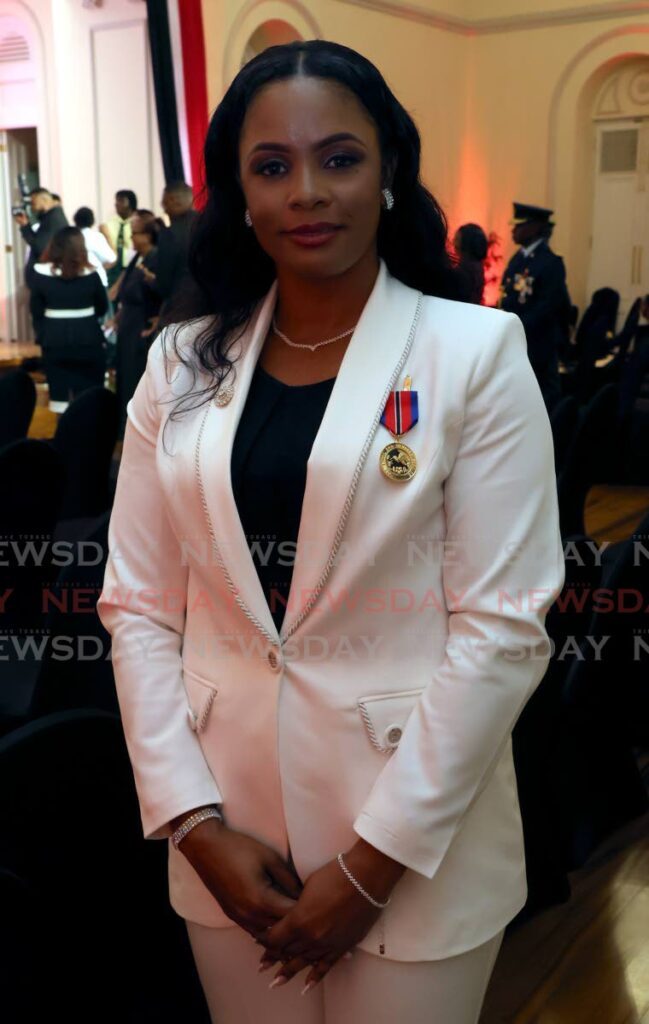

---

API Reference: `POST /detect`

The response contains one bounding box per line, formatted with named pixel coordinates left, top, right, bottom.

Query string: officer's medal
left=379, top=375, right=418, bottom=482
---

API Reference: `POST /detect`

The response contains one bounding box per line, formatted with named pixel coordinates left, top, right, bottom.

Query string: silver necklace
left=271, top=315, right=357, bottom=352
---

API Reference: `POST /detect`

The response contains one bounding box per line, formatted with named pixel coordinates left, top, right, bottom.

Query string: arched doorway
left=586, top=59, right=649, bottom=325
left=241, top=20, right=303, bottom=68
left=223, top=2, right=319, bottom=89
left=548, top=25, right=649, bottom=316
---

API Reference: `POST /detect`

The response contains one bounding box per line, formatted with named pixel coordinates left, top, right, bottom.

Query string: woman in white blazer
left=97, top=39, right=565, bottom=1024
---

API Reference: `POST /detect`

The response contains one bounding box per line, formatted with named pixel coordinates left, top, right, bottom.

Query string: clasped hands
left=252, top=840, right=405, bottom=995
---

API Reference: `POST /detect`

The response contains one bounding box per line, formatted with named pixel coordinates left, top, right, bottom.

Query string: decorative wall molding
left=333, top=0, right=649, bottom=36
left=224, top=0, right=320, bottom=87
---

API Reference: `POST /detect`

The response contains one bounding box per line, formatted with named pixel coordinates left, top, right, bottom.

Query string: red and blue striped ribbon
left=381, top=390, right=419, bottom=436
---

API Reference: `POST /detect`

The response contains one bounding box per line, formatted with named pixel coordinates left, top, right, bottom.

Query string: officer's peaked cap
left=510, top=202, right=555, bottom=226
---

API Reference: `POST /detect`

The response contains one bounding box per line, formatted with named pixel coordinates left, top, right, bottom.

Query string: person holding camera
left=14, top=187, right=68, bottom=288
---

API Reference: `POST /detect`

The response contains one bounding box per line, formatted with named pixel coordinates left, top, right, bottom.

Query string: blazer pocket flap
left=357, top=687, right=425, bottom=752
left=182, top=667, right=218, bottom=733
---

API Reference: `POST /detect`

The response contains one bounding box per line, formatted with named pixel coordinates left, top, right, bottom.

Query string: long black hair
left=162, top=39, right=465, bottom=426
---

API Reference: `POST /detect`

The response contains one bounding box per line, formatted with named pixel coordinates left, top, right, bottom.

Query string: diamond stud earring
left=244, top=209, right=252, bottom=227
left=381, top=188, right=394, bottom=210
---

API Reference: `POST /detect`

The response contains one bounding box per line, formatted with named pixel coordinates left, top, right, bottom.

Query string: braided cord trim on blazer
left=198, top=688, right=216, bottom=731
left=194, top=409, right=278, bottom=645
left=357, top=699, right=388, bottom=752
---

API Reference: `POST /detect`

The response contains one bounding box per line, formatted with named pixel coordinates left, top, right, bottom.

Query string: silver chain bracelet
left=171, top=807, right=223, bottom=849
left=337, top=852, right=391, bottom=909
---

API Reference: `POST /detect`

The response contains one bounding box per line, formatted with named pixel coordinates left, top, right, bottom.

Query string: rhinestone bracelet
left=171, top=807, right=223, bottom=849
left=337, top=852, right=391, bottom=909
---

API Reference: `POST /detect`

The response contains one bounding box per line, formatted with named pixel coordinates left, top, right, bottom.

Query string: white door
left=0, top=128, right=35, bottom=342
left=587, top=119, right=649, bottom=328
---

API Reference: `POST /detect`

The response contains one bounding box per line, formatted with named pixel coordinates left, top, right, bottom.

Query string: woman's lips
left=285, top=227, right=343, bottom=247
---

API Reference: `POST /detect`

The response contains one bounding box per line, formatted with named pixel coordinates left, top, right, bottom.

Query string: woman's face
left=237, top=76, right=386, bottom=279
left=131, top=216, right=151, bottom=254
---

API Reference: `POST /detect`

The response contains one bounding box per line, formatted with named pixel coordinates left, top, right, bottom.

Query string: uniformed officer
left=499, top=202, right=571, bottom=412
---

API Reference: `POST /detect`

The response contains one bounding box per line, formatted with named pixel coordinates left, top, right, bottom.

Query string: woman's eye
left=255, top=153, right=359, bottom=176
left=325, top=153, right=359, bottom=169
left=257, top=160, right=285, bottom=176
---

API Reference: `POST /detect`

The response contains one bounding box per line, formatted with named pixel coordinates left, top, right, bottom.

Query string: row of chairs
left=0, top=710, right=210, bottom=1023
left=515, top=377, right=649, bottom=922
left=510, top=498, right=649, bottom=926
left=0, top=372, right=119, bottom=520
left=551, top=383, right=620, bottom=536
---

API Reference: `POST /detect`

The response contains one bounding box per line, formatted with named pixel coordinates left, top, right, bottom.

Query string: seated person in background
left=453, top=223, right=488, bottom=305
left=29, top=227, right=108, bottom=413
left=576, top=287, right=619, bottom=363
left=73, top=207, right=117, bottom=290
left=616, top=295, right=649, bottom=421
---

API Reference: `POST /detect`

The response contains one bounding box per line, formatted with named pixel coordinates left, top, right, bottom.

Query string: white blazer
left=97, top=257, right=565, bottom=961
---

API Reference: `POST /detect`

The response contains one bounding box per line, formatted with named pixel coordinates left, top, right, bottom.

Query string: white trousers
left=185, top=920, right=505, bottom=1024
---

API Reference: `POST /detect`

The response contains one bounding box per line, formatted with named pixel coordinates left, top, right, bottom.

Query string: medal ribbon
left=381, top=390, right=419, bottom=437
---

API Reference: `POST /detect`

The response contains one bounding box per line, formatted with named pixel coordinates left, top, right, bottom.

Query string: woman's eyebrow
left=247, top=132, right=366, bottom=158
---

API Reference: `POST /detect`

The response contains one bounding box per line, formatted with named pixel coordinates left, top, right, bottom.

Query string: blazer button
left=384, top=724, right=402, bottom=747
left=267, top=648, right=281, bottom=670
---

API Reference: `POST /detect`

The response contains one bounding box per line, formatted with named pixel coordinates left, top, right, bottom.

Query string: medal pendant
left=379, top=441, right=417, bottom=482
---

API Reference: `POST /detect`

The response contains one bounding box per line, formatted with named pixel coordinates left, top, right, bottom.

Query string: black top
left=29, top=269, right=108, bottom=351
left=231, top=363, right=336, bottom=635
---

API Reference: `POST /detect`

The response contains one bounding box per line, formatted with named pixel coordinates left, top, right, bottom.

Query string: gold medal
left=379, top=375, right=418, bottom=481
left=379, top=441, right=417, bottom=481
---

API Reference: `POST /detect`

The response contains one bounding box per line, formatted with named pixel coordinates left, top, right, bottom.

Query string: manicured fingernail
left=301, top=981, right=316, bottom=996
left=258, top=961, right=273, bottom=973
left=269, top=976, right=288, bottom=989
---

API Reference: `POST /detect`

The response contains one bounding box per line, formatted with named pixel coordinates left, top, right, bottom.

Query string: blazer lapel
left=194, top=258, right=423, bottom=648
left=280, top=259, right=422, bottom=642
left=194, top=281, right=281, bottom=643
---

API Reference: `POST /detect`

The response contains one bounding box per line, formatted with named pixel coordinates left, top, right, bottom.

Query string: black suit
left=20, top=206, right=69, bottom=287
left=500, top=240, right=571, bottom=411
left=154, top=209, right=198, bottom=318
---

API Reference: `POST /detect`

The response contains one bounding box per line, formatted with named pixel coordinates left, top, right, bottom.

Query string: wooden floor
left=586, top=486, right=649, bottom=545
left=480, top=810, right=649, bottom=1023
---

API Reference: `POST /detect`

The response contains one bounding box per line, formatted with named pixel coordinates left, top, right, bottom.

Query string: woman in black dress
left=113, top=212, right=161, bottom=437
left=30, top=227, right=108, bottom=412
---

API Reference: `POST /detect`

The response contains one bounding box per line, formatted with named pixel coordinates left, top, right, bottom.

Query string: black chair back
left=550, top=396, right=579, bottom=475
left=0, top=710, right=209, bottom=1023
left=0, top=440, right=66, bottom=722
left=0, top=369, right=36, bottom=447
left=52, top=386, right=119, bottom=519
left=32, top=511, right=118, bottom=718
left=557, top=384, right=619, bottom=536
left=557, top=509, right=649, bottom=868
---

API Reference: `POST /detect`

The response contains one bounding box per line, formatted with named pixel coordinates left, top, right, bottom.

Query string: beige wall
left=1, top=0, right=165, bottom=226
left=200, top=0, right=649, bottom=309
